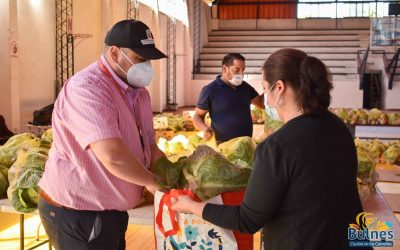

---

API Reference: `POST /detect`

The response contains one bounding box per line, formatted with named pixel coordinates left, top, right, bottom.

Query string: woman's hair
left=262, top=48, right=333, bottom=114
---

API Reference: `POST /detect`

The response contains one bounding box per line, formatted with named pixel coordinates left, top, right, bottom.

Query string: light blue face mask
left=264, top=82, right=281, bottom=121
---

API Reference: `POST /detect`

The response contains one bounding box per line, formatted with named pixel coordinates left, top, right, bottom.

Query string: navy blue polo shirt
left=197, top=75, right=259, bottom=142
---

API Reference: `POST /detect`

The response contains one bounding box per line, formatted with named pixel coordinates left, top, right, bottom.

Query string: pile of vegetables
left=153, top=136, right=256, bottom=200
left=251, top=105, right=265, bottom=123
left=157, top=134, right=210, bottom=163
left=0, top=129, right=52, bottom=212
left=153, top=113, right=184, bottom=132
left=356, top=145, right=378, bottom=200
left=332, top=108, right=400, bottom=126
left=355, top=138, right=400, bottom=164
left=354, top=138, right=400, bottom=199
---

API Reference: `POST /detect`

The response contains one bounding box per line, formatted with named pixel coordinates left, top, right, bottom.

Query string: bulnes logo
left=348, top=212, right=394, bottom=248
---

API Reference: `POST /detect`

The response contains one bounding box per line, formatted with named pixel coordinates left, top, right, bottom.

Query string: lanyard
left=98, top=59, right=149, bottom=168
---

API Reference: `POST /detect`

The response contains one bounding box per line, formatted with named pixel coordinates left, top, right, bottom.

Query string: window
left=297, top=0, right=391, bottom=18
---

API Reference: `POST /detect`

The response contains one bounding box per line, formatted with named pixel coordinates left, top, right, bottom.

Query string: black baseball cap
left=105, top=19, right=167, bottom=60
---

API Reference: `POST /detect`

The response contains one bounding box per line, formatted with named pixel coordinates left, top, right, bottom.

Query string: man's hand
left=203, top=127, right=214, bottom=141
left=145, top=182, right=158, bottom=195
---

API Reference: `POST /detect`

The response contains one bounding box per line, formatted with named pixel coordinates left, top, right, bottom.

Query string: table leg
left=20, top=214, right=24, bottom=250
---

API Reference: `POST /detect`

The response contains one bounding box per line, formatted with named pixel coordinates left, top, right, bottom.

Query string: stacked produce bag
left=0, top=129, right=52, bottom=212
left=250, top=105, right=265, bottom=123
left=355, top=138, right=400, bottom=199
left=333, top=108, right=400, bottom=126
left=153, top=136, right=256, bottom=201
left=153, top=113, right=185, bottom=132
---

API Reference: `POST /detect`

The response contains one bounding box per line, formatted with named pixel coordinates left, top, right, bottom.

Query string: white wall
left=368, top=54, right=400, bottom=109
left=0, top=0, right=195, bottom=131
left=0, top=0, right=12, bottom=129
left=16, top=0, right=55, bottom=131
left=73, top=0, right=102, bottom=72
left=330, top=81, right=363, bottom=108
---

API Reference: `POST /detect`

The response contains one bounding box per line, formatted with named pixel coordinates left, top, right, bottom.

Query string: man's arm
left=193, top=107, right=213, bottom=140
left=150, top=143, right=165, bottom=168
left=251, top=94, right=264, bottom=109
left=90, top=138, right=157, bottom=193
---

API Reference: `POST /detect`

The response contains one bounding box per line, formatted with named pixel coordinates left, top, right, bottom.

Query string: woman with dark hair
left=172, top=48, right=371, bottom=250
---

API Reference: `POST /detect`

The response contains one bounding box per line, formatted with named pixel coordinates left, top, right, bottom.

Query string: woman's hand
left=171, top=195, right=206, bottom=217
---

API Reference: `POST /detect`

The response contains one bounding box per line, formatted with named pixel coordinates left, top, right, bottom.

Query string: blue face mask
left=264, top=83, right=281, bottom=121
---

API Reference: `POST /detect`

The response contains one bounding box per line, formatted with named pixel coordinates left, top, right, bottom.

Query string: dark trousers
left=38, top=198, right=128, bottom=250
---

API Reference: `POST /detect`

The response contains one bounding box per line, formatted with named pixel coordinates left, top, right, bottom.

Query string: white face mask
left=264, top=83, right=281, bottom=121
left=228, top=74, right=244, bottom=86
left=117, top=50, right=154, bottom=88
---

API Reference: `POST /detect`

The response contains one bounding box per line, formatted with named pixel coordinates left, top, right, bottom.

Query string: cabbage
left=7, top=150, right=48, bottom=203
left=41, top=128, right=53, bottom=143
left=383, top=144, right=400, bottom=164
left=154, top=137, right=254, bottom=201
left=356, top=146, right=378, bottom=200
left=182, top=145, right=251, bottom=201
left=217, top=136, right=256, bottom=169
left=187, top=135, right=205, bottom=151
left=388, top=113, right=400, bottom=125
left=152, top=156, right=186, bottom=190
left=368, top=108, right=381, bottom=125
left=153, top=113, right=183, bottom=132
left=0, top=133, right=39, bottom=167
left=264, top=112, right=284, bottom=133
left=0, top=165, right=8, bottom=198
left=335, top=108, right=350, bottom=124
left=11, top=167, right=43, bottom=213
left=358, top=110, right=368, bottom=125
left=368, top=139, right=386, bottom=160
left=356, top=147, right=375, bottom=174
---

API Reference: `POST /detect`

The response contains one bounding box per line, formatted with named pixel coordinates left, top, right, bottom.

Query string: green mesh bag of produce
left=383, top=144, right=400, bottom=164
left=41, top=128, right=53, bottom=143
left=7, top=149, right=48, bottom=212
left=0, top=133, right=39, bottom=167
left=0, top=164, right=8, bottom=198
left=11, top=168, right=43, bottom=213
left=356, top=146, right=377, bottom=200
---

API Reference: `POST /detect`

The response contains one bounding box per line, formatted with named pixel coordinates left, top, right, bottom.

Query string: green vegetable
left=182, top=145, right=251, bottom=201
left=388, top=113, right=400, bottom=125
left=383, top=144, right=400, bottom=164
left=0, top=133, right=39, bottom=167
left=41, top=128, right=53, bottom=143
left=368, top=139, right=386, bottom=159
left=153, top=113, right=183, bottom=132
left=187, top=135, right=205, bottom=151
left=11, top=168, right=43, bottom=213
left=152, top=156, right=186, bottom=190
left=217, top=136, right=256, bottom=169
left=368, top=108, right=381, bottom=125
left=0, top=165, right=8, bottom=198
left=7, top=150, right=48, bottom=209
left=356, top=147, right=375, bottom=174
left=335, top=108, right=350, bottom=124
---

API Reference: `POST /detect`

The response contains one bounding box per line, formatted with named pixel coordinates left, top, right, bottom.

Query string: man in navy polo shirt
left=193, top=53, right=264, bottom=143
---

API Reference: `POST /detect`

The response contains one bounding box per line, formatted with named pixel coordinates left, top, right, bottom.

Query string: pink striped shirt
left=39, top=55, right=155, bottom=211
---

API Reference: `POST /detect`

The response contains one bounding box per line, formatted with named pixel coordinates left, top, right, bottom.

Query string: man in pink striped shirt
left=38, top=20, right=167, bottom=250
